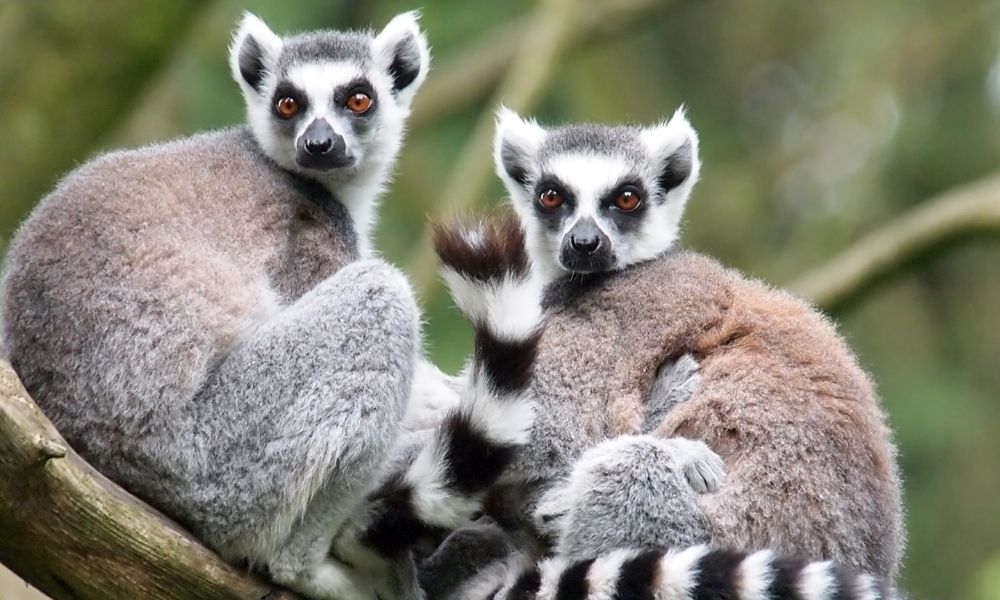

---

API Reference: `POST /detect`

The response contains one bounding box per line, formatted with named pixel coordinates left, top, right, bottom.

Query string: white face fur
left=493, top=107, right=701, bottom=283
left=229, top=11, right=429, bottom=187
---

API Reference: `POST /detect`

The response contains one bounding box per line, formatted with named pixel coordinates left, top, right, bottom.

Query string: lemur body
left=430, top=217, right=900, bottom=600
left=427, top=108, right=903, bottom=595
left=0, top=14, right=542, bottom=600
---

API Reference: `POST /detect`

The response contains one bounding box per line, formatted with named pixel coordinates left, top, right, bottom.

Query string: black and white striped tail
left=494, top=546, right=899, bottom=600
left=357, top=214, right=543, bottom=557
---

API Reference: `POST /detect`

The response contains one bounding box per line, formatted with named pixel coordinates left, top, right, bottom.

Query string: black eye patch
left=271, top=82, right=309, bottom=120
left=532, top=176, right=576, bottom=231
left=600, top=180, right=649, bottom=234
left=333, top=78, right=377, bottom=113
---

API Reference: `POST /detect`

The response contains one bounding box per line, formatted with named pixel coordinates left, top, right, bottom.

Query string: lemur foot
left=270, top=557, right=377, bottom=600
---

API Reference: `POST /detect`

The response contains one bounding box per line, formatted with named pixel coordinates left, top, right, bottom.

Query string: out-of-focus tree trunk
left=0, top=1, right=206, bottom=233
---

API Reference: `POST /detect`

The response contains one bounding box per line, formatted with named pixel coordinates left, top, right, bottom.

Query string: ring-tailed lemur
left=425, top=108, right=904, bottom=593
left=427, top=216, right=900, bottom=600
left=0, top=13, right=539, bottom=600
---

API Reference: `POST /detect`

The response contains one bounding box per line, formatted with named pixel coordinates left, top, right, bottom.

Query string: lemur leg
left=535, top=435, right=724, bottom=562
left=190, top=260, right=419, bottom=597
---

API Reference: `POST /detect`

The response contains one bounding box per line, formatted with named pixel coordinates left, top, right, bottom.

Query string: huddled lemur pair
left=0, top=10, right=903, bottom=600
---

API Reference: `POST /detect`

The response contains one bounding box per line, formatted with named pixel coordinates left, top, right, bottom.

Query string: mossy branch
left=0, top=361, right=297, bottom=600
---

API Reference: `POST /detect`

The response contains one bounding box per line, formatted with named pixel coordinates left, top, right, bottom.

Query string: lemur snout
left=296, top=119, right=352, bottom=170
left=561, top=218, right=613, bottom=273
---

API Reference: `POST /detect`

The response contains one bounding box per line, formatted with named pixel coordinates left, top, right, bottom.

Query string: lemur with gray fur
left=0, top=14, right=542, bottom=600
left=426, top=108, right=904, bottom=598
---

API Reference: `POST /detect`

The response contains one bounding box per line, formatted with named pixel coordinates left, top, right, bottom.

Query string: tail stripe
left=612, top=550, right=661, bottom=600
left=768, top=556, right=809, bottom=600
left=440, top=410, right=517, bottom=493
left=358, top=475, right=448, bottom=555
left=736, top=549, right=777, bottom=600
left=691, top=548, right=745, bottom=600
left=506, top=568, right=543, bottom=600
left=799, top=561, right=836, bottom=600
left=554, top=558, right=595, bottom=600
left=476, top=326, right=542, bottom=394
left=585, top=549, right=641, bottom=600
left=656, top=544, right=712, bottom=599
left=829, top=563, right=862, bottom=600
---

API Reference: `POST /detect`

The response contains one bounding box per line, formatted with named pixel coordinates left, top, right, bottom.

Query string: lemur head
left=493, top=108, right=700, bottom=282
left=230, top=12, right=429, bottom=180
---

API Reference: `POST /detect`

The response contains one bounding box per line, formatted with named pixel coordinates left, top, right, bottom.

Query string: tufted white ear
left=639, top=107, right=701, bottom=200
left=493, top=106, right=547, bottom=194
left=229, top=12, right=283, bottom=97
left=372, top=10, right=431, bottom=107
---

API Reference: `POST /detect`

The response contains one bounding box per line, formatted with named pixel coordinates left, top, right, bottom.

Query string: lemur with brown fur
left=425, top=107, right=904, bottom=599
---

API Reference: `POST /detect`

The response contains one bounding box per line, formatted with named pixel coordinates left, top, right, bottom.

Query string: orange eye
left=346, top=92, right=373, bottom=114
left=538, top=189, right=563, bottom=210
left=276, top=97, right=300, bottom=118
left=614, top=190, right=642, bottom=212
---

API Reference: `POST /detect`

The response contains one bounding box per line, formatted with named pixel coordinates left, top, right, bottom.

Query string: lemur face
left=230, top=12, right=429, bottom=178
left=494, top=108, right=700, bottom=281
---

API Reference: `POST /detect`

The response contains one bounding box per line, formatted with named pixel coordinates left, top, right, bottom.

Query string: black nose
left=300, top=118, right=343, bottom=155
left=570, top=234, right=600, bottom=254
left=304, top=137, right=333, bottom=155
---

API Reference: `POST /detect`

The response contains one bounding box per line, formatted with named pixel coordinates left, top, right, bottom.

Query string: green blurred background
left=1, top=0, right=999, bottom=598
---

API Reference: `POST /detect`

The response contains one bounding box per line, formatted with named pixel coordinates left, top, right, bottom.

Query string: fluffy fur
left=426, top=231, right=904, bottom=600
left=426, top=111, right=904, bottom=595
left=494, top=106, right=699, bottom=283
left=480, top=110, right=904, bottom=579
left=231, top=10, right=430, bottom=257
left=0, top=13, right=464, bottom=600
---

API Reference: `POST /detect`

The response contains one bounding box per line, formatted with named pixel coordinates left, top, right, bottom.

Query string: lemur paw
left=270, top=557, right=377, bottom=600
left=667, top=437, right=725, bottom=494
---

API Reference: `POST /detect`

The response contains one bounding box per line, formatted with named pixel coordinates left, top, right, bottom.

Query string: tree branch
left=789, top=171, right=1000, bottom=313
left=0, top=360, right=297, bottom=600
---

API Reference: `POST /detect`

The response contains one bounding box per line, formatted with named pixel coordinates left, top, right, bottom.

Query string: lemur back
left=533, top=251, right=902, bottom=576
left=430, top=107, right=904, bottom=585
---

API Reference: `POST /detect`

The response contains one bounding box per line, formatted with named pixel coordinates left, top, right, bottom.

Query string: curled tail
left=496, top=545, right=899, bottom=600
left=357, top=214, right=543, bottom=558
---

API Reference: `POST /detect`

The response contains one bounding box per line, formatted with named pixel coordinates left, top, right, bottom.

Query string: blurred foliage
left=1, top=0, right=999, bottom=598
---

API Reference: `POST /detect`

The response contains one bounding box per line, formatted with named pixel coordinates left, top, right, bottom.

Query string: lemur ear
left=494, top=106, right=546, bottom=190
left=373, top=11, right=431, bottom=105
left=230, top=13, right=282, bottom=96
left=640, top=107, right=701, bottom=199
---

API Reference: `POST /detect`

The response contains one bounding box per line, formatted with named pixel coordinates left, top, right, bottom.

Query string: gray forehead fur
left=539, top=124, right=646, bottom=163
left=276, top=30, right=373, bottom=75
